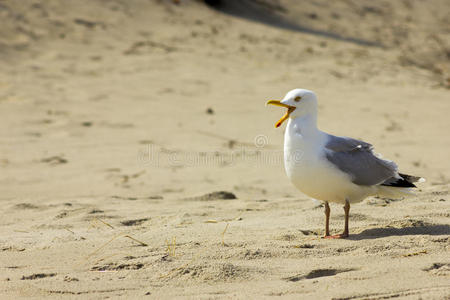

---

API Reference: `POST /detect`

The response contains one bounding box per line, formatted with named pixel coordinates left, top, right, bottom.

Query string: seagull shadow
left=348, top=224, right=450, bottom=240
left=204, top=0, right=382, bottom=47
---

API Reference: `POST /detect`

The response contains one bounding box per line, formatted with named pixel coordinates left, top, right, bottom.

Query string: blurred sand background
left=1, top=0, right=449, bottom=298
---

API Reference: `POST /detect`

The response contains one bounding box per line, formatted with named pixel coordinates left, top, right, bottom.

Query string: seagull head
left=266, top=89, right=318, bottom=128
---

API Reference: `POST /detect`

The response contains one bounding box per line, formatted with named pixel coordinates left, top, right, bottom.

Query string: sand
left=0, top=0, right=449, bottom=298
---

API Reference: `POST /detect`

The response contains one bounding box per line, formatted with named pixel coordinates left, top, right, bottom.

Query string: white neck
left=287, top=113, right=319, bottom=137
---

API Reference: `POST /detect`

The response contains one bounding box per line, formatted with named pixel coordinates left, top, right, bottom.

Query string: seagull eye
left=294, top=96, right=302, bottom=102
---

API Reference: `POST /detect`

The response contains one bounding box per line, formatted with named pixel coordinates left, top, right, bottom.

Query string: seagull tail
left=381, top=173, right=426, bottom=188
left=377, top=172, right=425, bottom=199
left=376, top=185, right=416, bottom=199
left=399, top=173, right=426, bottom=184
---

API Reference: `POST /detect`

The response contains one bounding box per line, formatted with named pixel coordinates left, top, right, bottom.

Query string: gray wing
left=324, top=135, right=398, bottom=186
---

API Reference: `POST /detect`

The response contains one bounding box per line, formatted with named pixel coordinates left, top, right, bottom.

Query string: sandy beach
left=1, top=0, right=449, bottom=298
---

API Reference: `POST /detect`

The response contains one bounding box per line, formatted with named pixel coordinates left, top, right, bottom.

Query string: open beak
left=266, top=100, right=296, bottom=128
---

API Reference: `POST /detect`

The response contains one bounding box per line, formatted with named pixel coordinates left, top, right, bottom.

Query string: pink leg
left=324, top=200, right=350, bottom=239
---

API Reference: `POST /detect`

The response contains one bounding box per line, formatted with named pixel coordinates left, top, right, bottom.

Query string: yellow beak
left=266, top=100, right=296, bottom=128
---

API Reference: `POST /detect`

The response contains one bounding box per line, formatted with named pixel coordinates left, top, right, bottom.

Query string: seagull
left=266, top=89, right=424, bottom=238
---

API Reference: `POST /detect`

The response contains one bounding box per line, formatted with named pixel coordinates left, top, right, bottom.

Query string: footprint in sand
left=423, top=263, right=450, bottom=276
left=21, top=273, right=56, bottom=280
left=120, top=218, right=150, bottom=226
left=284, top=268, right=356, bottom=282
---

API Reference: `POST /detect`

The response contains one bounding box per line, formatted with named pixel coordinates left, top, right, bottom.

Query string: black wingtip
left=382, top=173, right=421, bottom=188
left=398, top=173, right=424, bottom=183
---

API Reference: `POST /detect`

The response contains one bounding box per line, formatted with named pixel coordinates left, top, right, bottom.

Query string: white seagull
left=267, top=89, right=424, bottom=238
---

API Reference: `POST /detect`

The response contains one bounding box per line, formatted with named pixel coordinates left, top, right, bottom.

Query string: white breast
left=283, top=120, right=374, bottom=204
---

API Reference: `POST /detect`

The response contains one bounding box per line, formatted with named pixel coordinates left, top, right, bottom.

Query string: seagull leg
left=324, top=200, right=350, bottom=239
left=324, top=201, right=330, bottom=237
left=342, top=200, right=350, bottom=238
